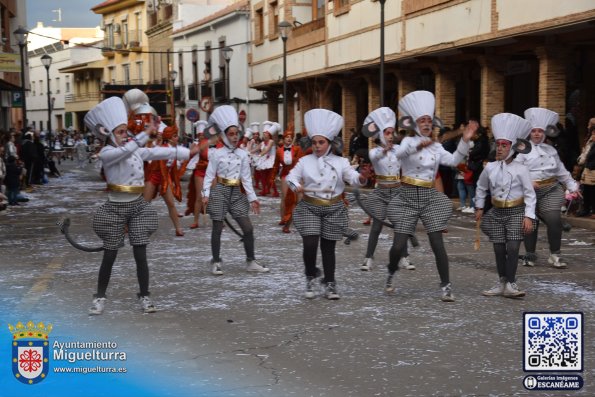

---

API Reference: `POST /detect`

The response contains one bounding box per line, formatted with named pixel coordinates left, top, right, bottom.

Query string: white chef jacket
left=369, top=145, right=407, bottom=183
left=286, top=153, right=364, bottom=200
left=100, top=132, right=190, bottom=202
left=515, top=142, right=578, bottom=192
left=475, top=160, right=536, bottom=219
left=202, top=146, right=257, bottom=202
left=397, top=136, right=470, bottom=182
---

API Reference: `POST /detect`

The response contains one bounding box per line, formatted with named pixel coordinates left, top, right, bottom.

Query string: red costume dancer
left=185, top=120, right=218, bottom=228
left=143, top=124, right=188, bottom=236
left=271, top=130, right=302, bottom=232
left=255, top=121, right=280, bottom=197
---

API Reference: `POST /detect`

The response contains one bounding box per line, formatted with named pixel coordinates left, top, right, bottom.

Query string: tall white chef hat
left=84, top=96, right=128, bottom=143
left=304, top=109, right=343, bottom=141
left=194, top=120, right=208, bottom=135
left=261, top=121, right=281, bottom=138
left=398, top=90, right=443, bottom=135
left=491, top=113, right=532, bottom=159
left=362, top=107, right=396, bottom=145
left=207, top=105, right=242, bottom=148
left=122, top=88, right=149, bottom=114
left=524, top=107, right=560, bottom=143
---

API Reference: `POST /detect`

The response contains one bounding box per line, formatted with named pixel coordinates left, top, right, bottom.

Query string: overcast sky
left=27, top=0, right=102, bottom=29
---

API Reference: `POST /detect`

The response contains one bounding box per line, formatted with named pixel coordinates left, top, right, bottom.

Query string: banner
left=0, top=53, right=21, bottom=73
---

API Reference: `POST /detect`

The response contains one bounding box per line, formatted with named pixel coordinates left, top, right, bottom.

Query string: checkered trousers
left=535, top=183, right=565, bottom=217
left=364, top=186, right=401, bottom=221
left=387, top=185, right=452, bottom=234
left=207, top=184, right=249, bottom=221
left=92, top=197, right=159, bottom=250
left=480, top=205, right=536, bottom=243
left=292, top=200, right=348, bottom=241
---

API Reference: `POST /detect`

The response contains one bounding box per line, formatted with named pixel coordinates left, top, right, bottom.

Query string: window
left=32, top=81, right=35, bottom=96
left=178, top=51, right=183, bottom=88
left=55, top=77, right=60, bottom=93
left=218, top=38, right=225, bottom=80
left=333, top=0, right=350, bottom=16
left=106, top=24, right=114, bottom=47
left=269, top=1, right=279, bottom=37
left=255, top=6, right=264, bottom=43
left=39, top=80, right=43, bottom=95
left=204, top=42, right=212, bottom=81
left=136, top=62, right=143, bottom=83
left=192, top=47, right=198, bottom=85
left=123, top=64, right=130, bottom=84
left=314, top=0, right=325, bottom=20
left=135, top=13, right=142, bottom=42
left=65, top=76, right=70, bottom=93
left=122, top=19, right=129, bottom=45
left=108, top=66, right=115, bottom=84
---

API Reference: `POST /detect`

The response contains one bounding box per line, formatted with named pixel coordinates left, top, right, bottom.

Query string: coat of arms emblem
left=8, top=321, right=52, bottom=384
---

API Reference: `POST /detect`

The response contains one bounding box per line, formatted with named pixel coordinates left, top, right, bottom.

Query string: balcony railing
left=200, top=81, right=212, bottom=98
left=65, top=92, right=102, bottom=103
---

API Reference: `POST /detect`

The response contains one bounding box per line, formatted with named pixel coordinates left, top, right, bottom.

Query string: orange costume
left=185, top=139, right=222, bottom=216
left=146, top=126, right=187, bottom=201
left=271, top=132, right=303, bottom=229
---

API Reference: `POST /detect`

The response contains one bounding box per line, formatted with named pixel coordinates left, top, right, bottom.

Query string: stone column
left=432, top=65, right=456, bottom=128
left=535, top=46, right=567, bottom=124
left=478, top=55, right=505, bottom=128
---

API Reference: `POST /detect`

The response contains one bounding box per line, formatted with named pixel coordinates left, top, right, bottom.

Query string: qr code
left=524, top=312, right=583, bottom=372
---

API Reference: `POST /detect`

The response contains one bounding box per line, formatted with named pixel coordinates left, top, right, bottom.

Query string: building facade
left=249, top=0, right=595, bottom=160
left=0, top=0, right=26, bottom=130
left=172, top=0, right=267, bottom=135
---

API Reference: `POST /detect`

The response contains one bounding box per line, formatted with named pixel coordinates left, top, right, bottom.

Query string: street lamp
left=169, top=69, right=178, bottom=125
left=378, top=0, right=386, bottom=107
left=221, top=46, right=233, bottom=103
left=279, top=20, right=292, bottom=132
left=41, top=54, right=53, bottom=154
left=13, top=26, right=28, bottom=132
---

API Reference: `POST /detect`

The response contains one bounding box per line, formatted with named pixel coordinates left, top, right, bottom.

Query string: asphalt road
left=1, top=160, right=594, bottom=396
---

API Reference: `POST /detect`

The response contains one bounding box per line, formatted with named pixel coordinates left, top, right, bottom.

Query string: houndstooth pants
left=481, top=205, right=536, bottom=243
left=535, top=183, right=565, bottom=217
left=207, top=184, right=250, bottom=221
left=293, top=200, right=348, bottom=241
left=387, top=185, right=452, bottom=234
left=365, top=186, right=401, bottom=221
left=92, top=196, right=159, bottom=250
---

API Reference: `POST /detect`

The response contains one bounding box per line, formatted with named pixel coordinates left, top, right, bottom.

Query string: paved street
left=1, top=161, right=594, bottom=396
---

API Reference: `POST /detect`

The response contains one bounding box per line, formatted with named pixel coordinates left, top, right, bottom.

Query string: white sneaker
left=305, top=278, right=316, bottom=299
left=503, top=282, right=525, bottom=298
left=462, top=207, right=475, bottom=214
left=361, top=257, right=373, bottom=271
left=456, top=206, right=464, bottom=211
left=482, top=278, right=506, bottom=296
left=246, top=260, right=270, bottom=273
left=548, top=254, right=567, bottom=269
left=325, top=282, right=340, bottom=300
left=521, top=257, right=535, bottom=267
left=88, top=297, right=106, bottom=315
left=441, top=283, right=455, bottom=302
left=211, top=261, right=223, bottom=275
left=139, top=295, right=156, bottom=313
left=399, top=256, right=415, bottom=270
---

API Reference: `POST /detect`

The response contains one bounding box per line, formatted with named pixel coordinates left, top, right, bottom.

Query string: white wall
left=173, top=7, right=267, bottom=133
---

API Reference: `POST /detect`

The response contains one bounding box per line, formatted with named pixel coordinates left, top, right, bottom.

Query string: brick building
left=248, top=0, right=595, bottom=157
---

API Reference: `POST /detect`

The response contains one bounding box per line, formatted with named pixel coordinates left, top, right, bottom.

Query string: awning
left=0, top=78, right=22, bottom=92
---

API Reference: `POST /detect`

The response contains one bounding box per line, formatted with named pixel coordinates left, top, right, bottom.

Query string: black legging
left=583, top=184, right=595, bottom=214
left=524, top=210, right=563, bottom=255
left=211, top=217, right=255, bottom=262
left=388, top=231, right=449, bottom=286
left=365, top=219, right=410, bottom=259
left=96, top=245, right=150, bottom=298
left=494, top=240, right=521, bottom=283
left=303, top=235, right=336, bottom=283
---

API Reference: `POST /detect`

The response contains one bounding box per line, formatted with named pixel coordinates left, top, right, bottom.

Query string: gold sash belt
left=375, top=175, right=400, bottom=182
left=107, top=183, right=145, bottom=194
left=302, top=194, right=343, bottom=206
left=534, top=177, right=556, bottom=187
left=491, top=197, right=524, bottom=208
left=217, top=176, right=241, bottom=186
left=401, top=176, right=434, bottom=188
